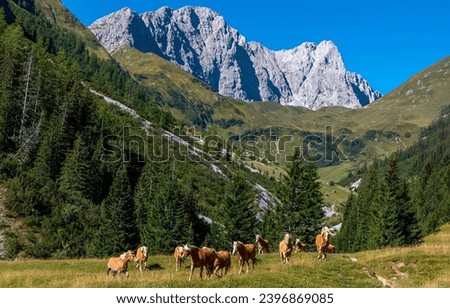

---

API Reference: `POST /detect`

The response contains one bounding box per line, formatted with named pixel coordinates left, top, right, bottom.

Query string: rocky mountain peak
left=90, top=6, right=382, bottom=109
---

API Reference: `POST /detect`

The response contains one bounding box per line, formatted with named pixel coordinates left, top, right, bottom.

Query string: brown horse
left=294, top=238, right=306, bottom=253
left=232, top=241, right=257, bottom=274
left=179, top=245, right=216, bottom=281
left=255, top=234, right=270, bottom=254
left=279, top=233, right=293, bottom=264
left=327, top=244, right=336, bottom=253
left=213, top=250, right=231, bottom=277
left=106, top=250, right=135, bottom=277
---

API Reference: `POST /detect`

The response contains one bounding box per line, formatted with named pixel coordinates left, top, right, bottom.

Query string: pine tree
left=0, top=9, right=7, bottom=35
left=58, top=135, right=94, bottom=200
left=91, top=164, right=136, bottom=256
left=217, top=172, right=257, bottom=244
left=335, top=193, right=358, bottom=252
left=357, top=167, right=380, bottom=250
left=0, top=24, right=27, bottom=152
left=375, top=156, right=420, bottom=248
left=275, top=149, right=324, bottom=244
left=133, top=160, right=160, bottom=237
left=137, top=166, right=203, bottom=254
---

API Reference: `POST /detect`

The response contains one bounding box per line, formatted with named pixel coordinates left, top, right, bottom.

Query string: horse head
left=179, top=244, right=191, bottom=261
left=284, top=233, right=292, bottom=244
left=123, top=250, right=135, bottom=262
left=255, top=234, right=261, bottom=242
left=232, top=241, right=238, bottom=255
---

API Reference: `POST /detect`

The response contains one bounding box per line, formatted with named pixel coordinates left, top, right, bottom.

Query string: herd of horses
left=106, top=227, right=336, bottom=280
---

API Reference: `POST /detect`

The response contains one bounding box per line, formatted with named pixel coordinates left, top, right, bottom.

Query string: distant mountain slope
left=26, top=0, right=110, bottom=59
left=89, top=6, right=381, bottom=110
left=114, top=46, right=450, bottom=179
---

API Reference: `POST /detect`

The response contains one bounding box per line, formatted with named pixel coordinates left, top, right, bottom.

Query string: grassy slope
left=113, top=47, right=450, bottom=181
left=35, top=0, right=110, bottom=59
left=1, top=223, right=448, bottom=288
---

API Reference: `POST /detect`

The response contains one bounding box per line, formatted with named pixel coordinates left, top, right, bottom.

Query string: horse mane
left=283, top=234, right=292, bottom=245
left=119, top=250, right=133, bottom=259
left=186, top=245, right=201, bottom=251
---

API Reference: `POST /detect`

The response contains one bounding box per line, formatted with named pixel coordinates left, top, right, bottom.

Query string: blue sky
left=62, top=0, right=450, bottom=94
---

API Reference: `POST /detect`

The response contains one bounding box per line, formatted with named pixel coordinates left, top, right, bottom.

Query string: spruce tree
left=58, top=135, right=94, bottom=200
left=375, top=156, right=420, bottom=248
left=0, top=24, right=27, bottom=152
left=0, top=9, right=7, bottom=35
left=217, top=172, right=257, bottom=244
left=91, top=164, right=136, bottom=256
left=133, top=160, right=160, bottom=236
left=275, top=149, right=324, bottom=244
left=335, top=193, right=358, bottom=252
left=140, top=174, right=199, bottom=254
left=357, top=167, right=380, bottom=250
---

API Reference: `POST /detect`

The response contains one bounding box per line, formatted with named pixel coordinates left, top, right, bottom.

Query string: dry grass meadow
left=0, top=224, right=449, bottom=288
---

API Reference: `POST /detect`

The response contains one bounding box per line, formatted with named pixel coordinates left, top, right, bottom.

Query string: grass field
left=1, top=224, right=449, bottom=288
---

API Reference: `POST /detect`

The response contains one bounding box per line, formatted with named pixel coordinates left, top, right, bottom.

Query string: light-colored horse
left=173, top=245, right=185, bottom=272
left=279, top=233, right=293, bottom=264
left=315, top=226, right=335, bottom=260
left=107, top=250, right=135, bottom=277
left=134, top=246, right=148, bottom=271
left=232, top=241, right=257, bottom=274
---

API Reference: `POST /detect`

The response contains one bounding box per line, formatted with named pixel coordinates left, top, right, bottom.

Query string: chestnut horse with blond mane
left=106, top=250, right=135, bottom=277
left=179, top=245, right=216, bottom=281
left=213, top=250, right=231, bottom=277
left=315, top=226, right=335, bottom=261
left=279, top=233, right=293, bottom=264
left=232, top=241, right=257, bottom=274
left=255, top=234, right=270, bottom=254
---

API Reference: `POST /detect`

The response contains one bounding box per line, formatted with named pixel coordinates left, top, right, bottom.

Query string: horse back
left=315, top=234, right=326, bottom=251
left=245, top=243, right=256, bottom=259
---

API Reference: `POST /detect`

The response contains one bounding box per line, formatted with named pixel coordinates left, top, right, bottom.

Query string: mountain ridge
left=89, top=6, right=382, bottom=110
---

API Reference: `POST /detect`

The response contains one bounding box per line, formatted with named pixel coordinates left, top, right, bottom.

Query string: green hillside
left=113, top=47, right=450, bottom=182
left=34, top=0, right=110, bottom=59
left=0, top=2, right=287, bottom=261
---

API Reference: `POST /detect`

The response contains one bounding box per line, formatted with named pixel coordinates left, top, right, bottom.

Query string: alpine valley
left=0, top=0, right=449, bottom=289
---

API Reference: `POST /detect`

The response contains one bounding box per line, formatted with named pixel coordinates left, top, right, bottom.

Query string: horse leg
left=214, top=265, right=221, bottom=277
left=188, top=265, right=194, bottom=282
left=199, top=266, right=204, bottom=280
left=238, top=260, right=243, bottom=275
